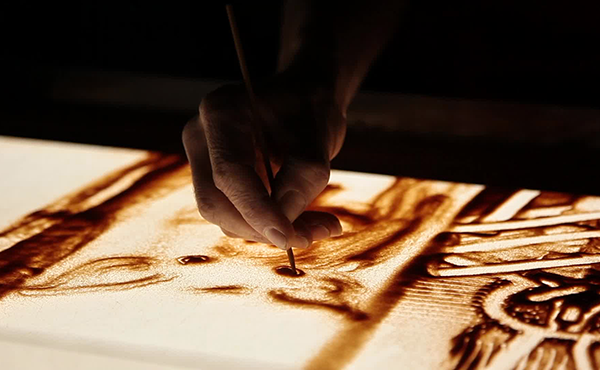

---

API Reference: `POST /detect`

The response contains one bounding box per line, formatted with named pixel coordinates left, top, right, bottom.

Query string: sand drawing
left=428, top=189, right=600, bottom=369
left=1, top=151, right=600, bottom=369
left=0, top=153, right=188, bottom=298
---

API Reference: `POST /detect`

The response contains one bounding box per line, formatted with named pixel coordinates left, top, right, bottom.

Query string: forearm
left=277, top=0, right=407, bottom=111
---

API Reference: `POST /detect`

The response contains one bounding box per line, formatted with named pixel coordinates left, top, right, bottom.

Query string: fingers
left=271, top=117, right=332, bottom=222
left=183, top=117, right=343, bottom=247
left=221, top=212, right=343, bottom=246
left=220, top=227, right=269, bottom=244
left=183, top=117, right=266, bottom=243
left=220, top=211, right=343, bottom=247
left=295, top=211, right=343, bottom=241
left=184, top=84, right=346, bottom=250
left=200, top=87, right=307, bottom=250
left=268, top=101, right=344, bottom=224
left=212, top=161, right=308, bottom=250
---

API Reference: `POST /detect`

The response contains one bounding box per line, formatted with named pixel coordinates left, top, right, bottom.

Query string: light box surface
left=1, top=136, right=599, bottom=370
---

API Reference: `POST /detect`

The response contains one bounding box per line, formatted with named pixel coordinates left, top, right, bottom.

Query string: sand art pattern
left=1, top=150, right=600, bottom=369
left=427, top=189, right=600, bottom=369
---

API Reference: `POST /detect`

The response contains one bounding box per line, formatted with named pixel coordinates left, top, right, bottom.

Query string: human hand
left=182, top=77, right=345, bottom=250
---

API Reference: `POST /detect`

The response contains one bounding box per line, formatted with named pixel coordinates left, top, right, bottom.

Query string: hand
left=182, top=77, right=345, bottom=250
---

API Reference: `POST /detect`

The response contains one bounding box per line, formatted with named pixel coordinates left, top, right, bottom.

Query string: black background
left=6, top=1, right=600, bottom=106
left=3, top=1, right=600, bottom=194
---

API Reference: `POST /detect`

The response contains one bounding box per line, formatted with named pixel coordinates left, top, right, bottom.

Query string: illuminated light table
left=1, top=136, right=600, bottom=370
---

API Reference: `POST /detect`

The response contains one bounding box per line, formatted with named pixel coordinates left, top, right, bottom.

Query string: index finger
left=200, top=87, right=307, bottom=250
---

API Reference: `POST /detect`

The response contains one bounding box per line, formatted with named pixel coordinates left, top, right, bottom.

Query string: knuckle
left=211, top=163, right=235, bottom=193
left=199, top=85, right=247, bottom=124
left=239, top=201, right=263, bottom=220
left=298, top=161, right=330, bottom=189
left=200, top=88, right=228, bottom=113
left=199, top=93, right=228, bottom=128
left=182, top=117, right=201, bottom=146
left=181, top=120, right=192, bottom=143
left=229, top=192, right=271, bottom=223
left=212, top=162, right=257, bottom=199
left=199, top=98, right=217, bottom=126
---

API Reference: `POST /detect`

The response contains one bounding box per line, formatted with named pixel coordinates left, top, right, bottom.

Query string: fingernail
left=291, top=235, right=310, bottom=249
left=309, top=224, right=330, bottom=241
left=280, top=190, right=306, bottom=221
left=264, top=227, right=288, bottom=250
left=330, top=222, right=343, bottom=237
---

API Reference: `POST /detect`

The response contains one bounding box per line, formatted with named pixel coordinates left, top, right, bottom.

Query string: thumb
left=273, top=155, right=330, bottom=222
left=268, top=97, right=344, bottom=223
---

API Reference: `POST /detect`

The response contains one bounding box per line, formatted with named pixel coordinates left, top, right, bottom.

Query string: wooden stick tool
left=225, top=4, right=297, bottom=274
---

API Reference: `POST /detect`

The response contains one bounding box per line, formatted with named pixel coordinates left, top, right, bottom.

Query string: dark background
left=3, top=1, right=600, bottom=194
